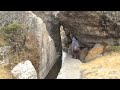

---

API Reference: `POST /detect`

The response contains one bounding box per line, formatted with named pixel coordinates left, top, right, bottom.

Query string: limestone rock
left=85, top=44, right=104, bottom=62
left=0, top=11, right=62, bottom=79
left=60, top=26, right=66, bottom=43
left=33, top=11, right=62, bottom=79
left=103, top=45, right=112, bottom=55
left=58, top=11, right=120, bottom=47
left=79, top=48, right=89, bottom=62
left=11, top=60, right=37, bottom=79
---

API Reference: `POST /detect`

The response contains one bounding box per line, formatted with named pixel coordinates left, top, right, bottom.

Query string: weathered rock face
left=32, top=11, right=62, bottom=79
left=60, top=26, right=68, bottom=52
left=79, top=48, right=89, bottom=62
left=85, top=44, right=104, bottom=62
left=11, top=60, right=37, bottom=79
left=58, top=11, right=120, bottom=47
left=0, top=11, right=62, bottom=79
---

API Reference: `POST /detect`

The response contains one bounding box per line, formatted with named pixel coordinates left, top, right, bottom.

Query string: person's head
left=72, top=37, right=76, bottom=41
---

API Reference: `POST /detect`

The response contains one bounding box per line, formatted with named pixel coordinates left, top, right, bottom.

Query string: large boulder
left=0, top=11, right=62, bottom=79
left=11, top=60, right=37, bottom=79
left=85, top=44, right=104, bottom=62
left=58, top=11, right=120, bottom=47
left=32, top=11, right=62, bottom=79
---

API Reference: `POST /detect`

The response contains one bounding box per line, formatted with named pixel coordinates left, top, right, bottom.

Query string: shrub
left=111, top=46, right=120, bottom=52
left=0, top=22, right=39, bottom=74
left=1, top=21, right=27, bottom=53
left=0, top=21, right=28, bottom=70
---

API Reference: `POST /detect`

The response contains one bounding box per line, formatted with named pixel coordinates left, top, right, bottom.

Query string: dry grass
left=8, top=50, right=26, bottom=69
left=0, top=32, right=39, bottom=78
left=0, top=34, right=9, bottom=47
left=0, top=22, right=39, bottom=79
left=0, top=65, right=14, bottom=79
left=111, top=46, right=120, bottom=52
left=80, top=51, right=120, bottom=79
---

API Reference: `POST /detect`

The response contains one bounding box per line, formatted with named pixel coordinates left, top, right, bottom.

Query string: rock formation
left=0, top=11, right=62, bottom=79
left=85, top=44, right=104, bottom=62
left=58, top=11, right=120, bottom=48
left=1, top=11, right=120, bottom=79
left=32, top=11, right=62, bottom=79
left=11, top=60, right=37, bottom=79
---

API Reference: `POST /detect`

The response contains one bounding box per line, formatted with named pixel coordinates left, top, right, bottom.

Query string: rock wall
left=0, top=11, right=62, bottom=79
left=58, top=11, right=120, bottom=48
left=32, top=11, right=62, bottom=79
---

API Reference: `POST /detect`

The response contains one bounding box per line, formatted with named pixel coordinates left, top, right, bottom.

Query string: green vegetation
left=0, top=21, right=40, bottom=72
left=111, top=46, right=120, bottom=52
left=0, top=21, right=28, bottom=69
left=0, top=21, right=39, bottom=72
left=0, top=21, right=39, bottom=77
left=0, top=21, right=27, bottom=52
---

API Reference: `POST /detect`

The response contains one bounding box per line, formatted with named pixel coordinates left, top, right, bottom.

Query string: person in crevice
left=71, top=37, right=80, bottom=59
